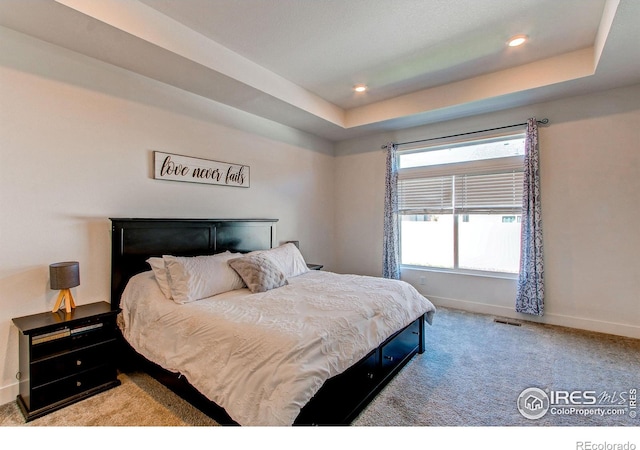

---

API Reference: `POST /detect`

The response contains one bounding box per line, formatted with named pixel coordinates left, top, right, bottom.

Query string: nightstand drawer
left=30, top=365, right=118, bottom=411
left=31, top=323, right=116, bottom=361
left=31, top=340, right=117, bottom=386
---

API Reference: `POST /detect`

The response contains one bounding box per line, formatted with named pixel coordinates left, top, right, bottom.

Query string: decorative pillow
left=258, top=242, right=309, bottom=278
left=228, top=253, right=288, bottom=293
left=163, top=252, right=245, bottom=304
left=146, top=257, right=173, bottom=299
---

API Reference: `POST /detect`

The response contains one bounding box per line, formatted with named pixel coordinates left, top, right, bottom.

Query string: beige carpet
left=1, top=307, right=639, bottom=427
left=353, top=308, right=640, bottom=426
left=0, top=371, right=217, bottom=427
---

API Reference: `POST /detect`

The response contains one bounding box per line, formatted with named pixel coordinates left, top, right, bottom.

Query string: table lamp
left=50, top=261, right=79, bottom=313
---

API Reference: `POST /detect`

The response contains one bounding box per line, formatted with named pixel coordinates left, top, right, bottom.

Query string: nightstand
left=12, top=302, right=121, bottom=421
left=307, top=263, right=323, bottom=271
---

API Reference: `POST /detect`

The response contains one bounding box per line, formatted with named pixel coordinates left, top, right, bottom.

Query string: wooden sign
left=154, top=151, right=249, bottom=188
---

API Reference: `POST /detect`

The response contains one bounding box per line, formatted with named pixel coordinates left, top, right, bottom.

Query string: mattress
left=118, top=269, right=435, bottom=425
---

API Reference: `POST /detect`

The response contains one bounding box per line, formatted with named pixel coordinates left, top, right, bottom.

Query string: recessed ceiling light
left=353, top=84, right=367, bottom=93
left=507, top=34, right=528, bottom=47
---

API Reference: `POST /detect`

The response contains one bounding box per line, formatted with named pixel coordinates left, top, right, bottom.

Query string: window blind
left=455, top=170, right=524, bottom=214
left=398, top=168, right=523, bottom=215
left=398, top=175, right=453, bottom=214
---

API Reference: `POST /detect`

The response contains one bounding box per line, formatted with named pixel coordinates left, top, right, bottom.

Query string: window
left=398, top=134, right=525, bottom=274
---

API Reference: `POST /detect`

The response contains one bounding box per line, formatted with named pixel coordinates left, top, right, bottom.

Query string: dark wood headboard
left=110, top=218, right=278, bottom=309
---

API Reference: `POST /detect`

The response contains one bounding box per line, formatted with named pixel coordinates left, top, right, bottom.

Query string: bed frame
left=110, top=218, right=426, bottom=425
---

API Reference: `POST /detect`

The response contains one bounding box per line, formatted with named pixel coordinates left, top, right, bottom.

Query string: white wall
left=335, top=83, right=640, bottom=340
left=0, top=27, right=336, bottom=404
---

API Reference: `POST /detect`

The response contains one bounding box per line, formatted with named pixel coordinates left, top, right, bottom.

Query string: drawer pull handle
left=76, top=360, right=82, bottom=366
left=76, top=381, right=82, bottom=387
left=412, top=331, right=419, bottom=335
left=384, top=356, right=394, bottom=362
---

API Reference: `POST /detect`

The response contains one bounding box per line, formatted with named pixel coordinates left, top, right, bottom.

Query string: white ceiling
left=139, top=0, right=606, bottom=109
left=1, top=0, right=639, bottom=141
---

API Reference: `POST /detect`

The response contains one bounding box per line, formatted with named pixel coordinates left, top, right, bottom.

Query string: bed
left=110, top=218, right=435, bottom=426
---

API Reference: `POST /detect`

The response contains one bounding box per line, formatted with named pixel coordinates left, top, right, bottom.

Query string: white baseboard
left=429, top=296, right=640, bottom=339
left=0, top=381, right=18, bottom=407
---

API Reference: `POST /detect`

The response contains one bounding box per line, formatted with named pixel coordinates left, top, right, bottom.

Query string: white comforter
left=118, top=270, right=435, bottom=426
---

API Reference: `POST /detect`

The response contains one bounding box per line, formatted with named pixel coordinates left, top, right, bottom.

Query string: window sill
left=401, top=265, right=518, bottom=281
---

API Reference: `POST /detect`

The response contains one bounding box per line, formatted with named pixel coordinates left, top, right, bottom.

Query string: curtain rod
left=381, top=118, right=549, bottom=149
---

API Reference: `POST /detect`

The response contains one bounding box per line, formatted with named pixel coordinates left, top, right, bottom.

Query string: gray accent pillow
left=228, top=253, right=288, bottom=293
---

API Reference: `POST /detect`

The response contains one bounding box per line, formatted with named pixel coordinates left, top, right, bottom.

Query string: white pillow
left=163, top=252, right=246, bottom=304
left=258, top=243, right=309, bottom=278
left=146, top=257, right=173, bottom=299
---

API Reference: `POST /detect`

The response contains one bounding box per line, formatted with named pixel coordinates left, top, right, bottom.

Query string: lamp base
left=52, top=288, right=76, bottom=314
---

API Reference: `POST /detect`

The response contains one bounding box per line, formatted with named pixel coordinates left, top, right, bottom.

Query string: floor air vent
left=494, top=318, right=522, bottom=326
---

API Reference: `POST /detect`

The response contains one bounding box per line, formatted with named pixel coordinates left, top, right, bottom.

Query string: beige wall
left=335, top=83, right=640, bottom=339
left=0, top=28, right=335, bottom=404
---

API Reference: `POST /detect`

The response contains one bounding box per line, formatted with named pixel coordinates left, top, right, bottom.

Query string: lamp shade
left=50, top=261, right=80, bottom=290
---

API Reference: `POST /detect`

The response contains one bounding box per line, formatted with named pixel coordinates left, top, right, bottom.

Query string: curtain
left=383, top=143, right=400, bottom=279
left=515, top=118, right=544, bottom=315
